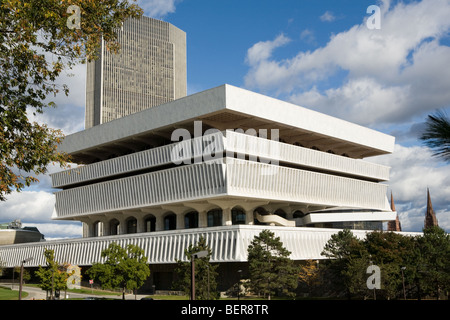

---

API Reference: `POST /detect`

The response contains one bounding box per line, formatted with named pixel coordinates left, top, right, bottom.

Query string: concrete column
left=141, top=209, right=166, bottom=232
left=223, top=207, right=232, bottom=226
left=81, top=222, right=88, bottom=238
left=114, top=215, right=126, bottom=235
left=136, top=215, right=146, bottom=233
left=185, top=203, right=213, bottom=228
left=92, top=218, right=105, bottom=237
left=86, top=221, right=95, bottom=238
left=176, top=212, right=185, bottom=229
left=119, top=221, right=126, bottom=235
left=156, top=213, right=165, bottom=231
left=206, top=200, right=242, bottom=226
left=161, top=205, right=188, bottom=230
left=236, top=201, right=269, bottom=225
left=245, top=209, right=254, bottom=225
left=198, top=210, right=208, bottom=228
left=80, top=216, right=104, bottom=238
left=101, top=220, right=109, bottom=236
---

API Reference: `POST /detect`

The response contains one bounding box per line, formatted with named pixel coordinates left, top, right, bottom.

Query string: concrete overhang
left=58, top=84, right=395, bottom=164
left=302, top=211, right=397, bottom=225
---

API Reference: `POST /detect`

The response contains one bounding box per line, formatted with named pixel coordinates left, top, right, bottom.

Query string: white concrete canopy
left=59, top=84, right=395, bottom=163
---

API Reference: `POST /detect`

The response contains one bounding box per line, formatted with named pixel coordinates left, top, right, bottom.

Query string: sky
left=1, top=0, right=449, bottom=239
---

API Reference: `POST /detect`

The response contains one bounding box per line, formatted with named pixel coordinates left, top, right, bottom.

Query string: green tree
left=14, top=266, right=31, bottom=284
left=363, top=231, right=415, bottom=299
left=87, top=242, right=150, bottom=300
left=35, top=248, right=69, bottom=299
left=420, top=109, right=450, bottom=162
left=173, top=236, right=219, bottom=300
left=321, top=229, right=369, bottom=299
left=246, top=229, right=298, bottom=299
left=0, top=0, right=142, bottom=201
left=414, top=226, right=450, bottom=299
left=321, top=229, right=450, bottom=300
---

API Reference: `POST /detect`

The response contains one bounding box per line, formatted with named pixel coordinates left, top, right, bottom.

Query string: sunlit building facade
left=85, top=16, right=186, bottom=129
left=0, top=84, right=401, bottom=290
left=0, top=16, right=407, bottom=290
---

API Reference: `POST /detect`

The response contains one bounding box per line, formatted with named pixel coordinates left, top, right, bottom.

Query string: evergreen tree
left=415, top=226, right=450, bottom=299
left=173, top=236, right=219, bottom=300
left=321, top=228, right=450, bottom=300
left=321, top=229, right=369, bottom=299
left=364, top=231, right=415, bottom=299
left=246, top=229, right=298, bottom=299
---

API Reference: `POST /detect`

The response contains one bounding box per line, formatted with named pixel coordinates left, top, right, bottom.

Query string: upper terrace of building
left=59, top=84, right=395, bottom=164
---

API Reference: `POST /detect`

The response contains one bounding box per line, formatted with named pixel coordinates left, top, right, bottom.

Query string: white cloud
left=24, top=222, right=82, bottom=241
left=0, top=189, right=83, bottom=239
left=244, top=0, right=450, bottom=126
left=370, top=144, right=450, bottom=232
left=28, top=62, right=86, bottom=135
left=0, top=191, right=55, bottom=222
left=137, top=0, right=182, bottom=18
left=300, top=29, right=317, bottom=46
left=245, top=34, right=291, bottom=66
left=320, top=11, right=336, bottom=22
left=289, top=77, right=410, bottom=126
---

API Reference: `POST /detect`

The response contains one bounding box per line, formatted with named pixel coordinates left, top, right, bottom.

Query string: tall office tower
left=85, top=16, right=186, bottom=129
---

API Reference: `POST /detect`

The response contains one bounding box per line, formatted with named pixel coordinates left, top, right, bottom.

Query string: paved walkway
left=6, top=284, right=150, bottom=300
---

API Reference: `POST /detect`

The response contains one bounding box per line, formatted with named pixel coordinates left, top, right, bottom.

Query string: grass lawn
left=66, top=287, right=121, bottom=296
left=24, top=283, right=122, bottom=297
left=0, top=286, right=28, bottom=300
left=149, top=294, right=189, bottom=300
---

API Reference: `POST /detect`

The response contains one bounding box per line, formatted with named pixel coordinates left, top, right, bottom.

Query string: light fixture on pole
left=237, top=269, right=242, bottom=300
left=19, top=257, right=33, bottom=300
left=401, top=266, right=406, bottom=300
left=190, top=250, right=208, bottom=301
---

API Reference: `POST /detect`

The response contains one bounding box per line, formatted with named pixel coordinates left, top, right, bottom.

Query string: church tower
left=424, top=188, right=439, bottom=229
left=387, top=191, right=401, bottom=231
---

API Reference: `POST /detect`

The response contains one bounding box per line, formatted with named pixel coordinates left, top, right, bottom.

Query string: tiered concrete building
left=0, top=16, right=405, bottom=291
left=56, top=84, right=397, bottom=237
left=0, top=84, right=400, bottom=289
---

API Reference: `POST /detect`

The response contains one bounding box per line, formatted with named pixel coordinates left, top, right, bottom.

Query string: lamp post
left=190, top=250, right=208, bottom=300
left=19, top=257, right=33, bottom=300
left=237, top=270, right=242, bottom=300
left=401, top=267, right=406, bottom=300
left=207, top=264, right=210, bottom=300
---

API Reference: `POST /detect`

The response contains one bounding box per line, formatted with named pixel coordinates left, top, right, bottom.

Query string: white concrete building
left=0, top=84, right=400, bottom=290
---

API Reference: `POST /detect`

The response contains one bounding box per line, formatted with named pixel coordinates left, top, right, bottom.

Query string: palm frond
left=420, top=109, right=450, bottom=162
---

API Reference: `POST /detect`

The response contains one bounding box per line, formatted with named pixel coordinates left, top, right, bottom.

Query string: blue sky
left=169, top=0, right=380, bottom=92
left=1, top=0, right=449, bottom=238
